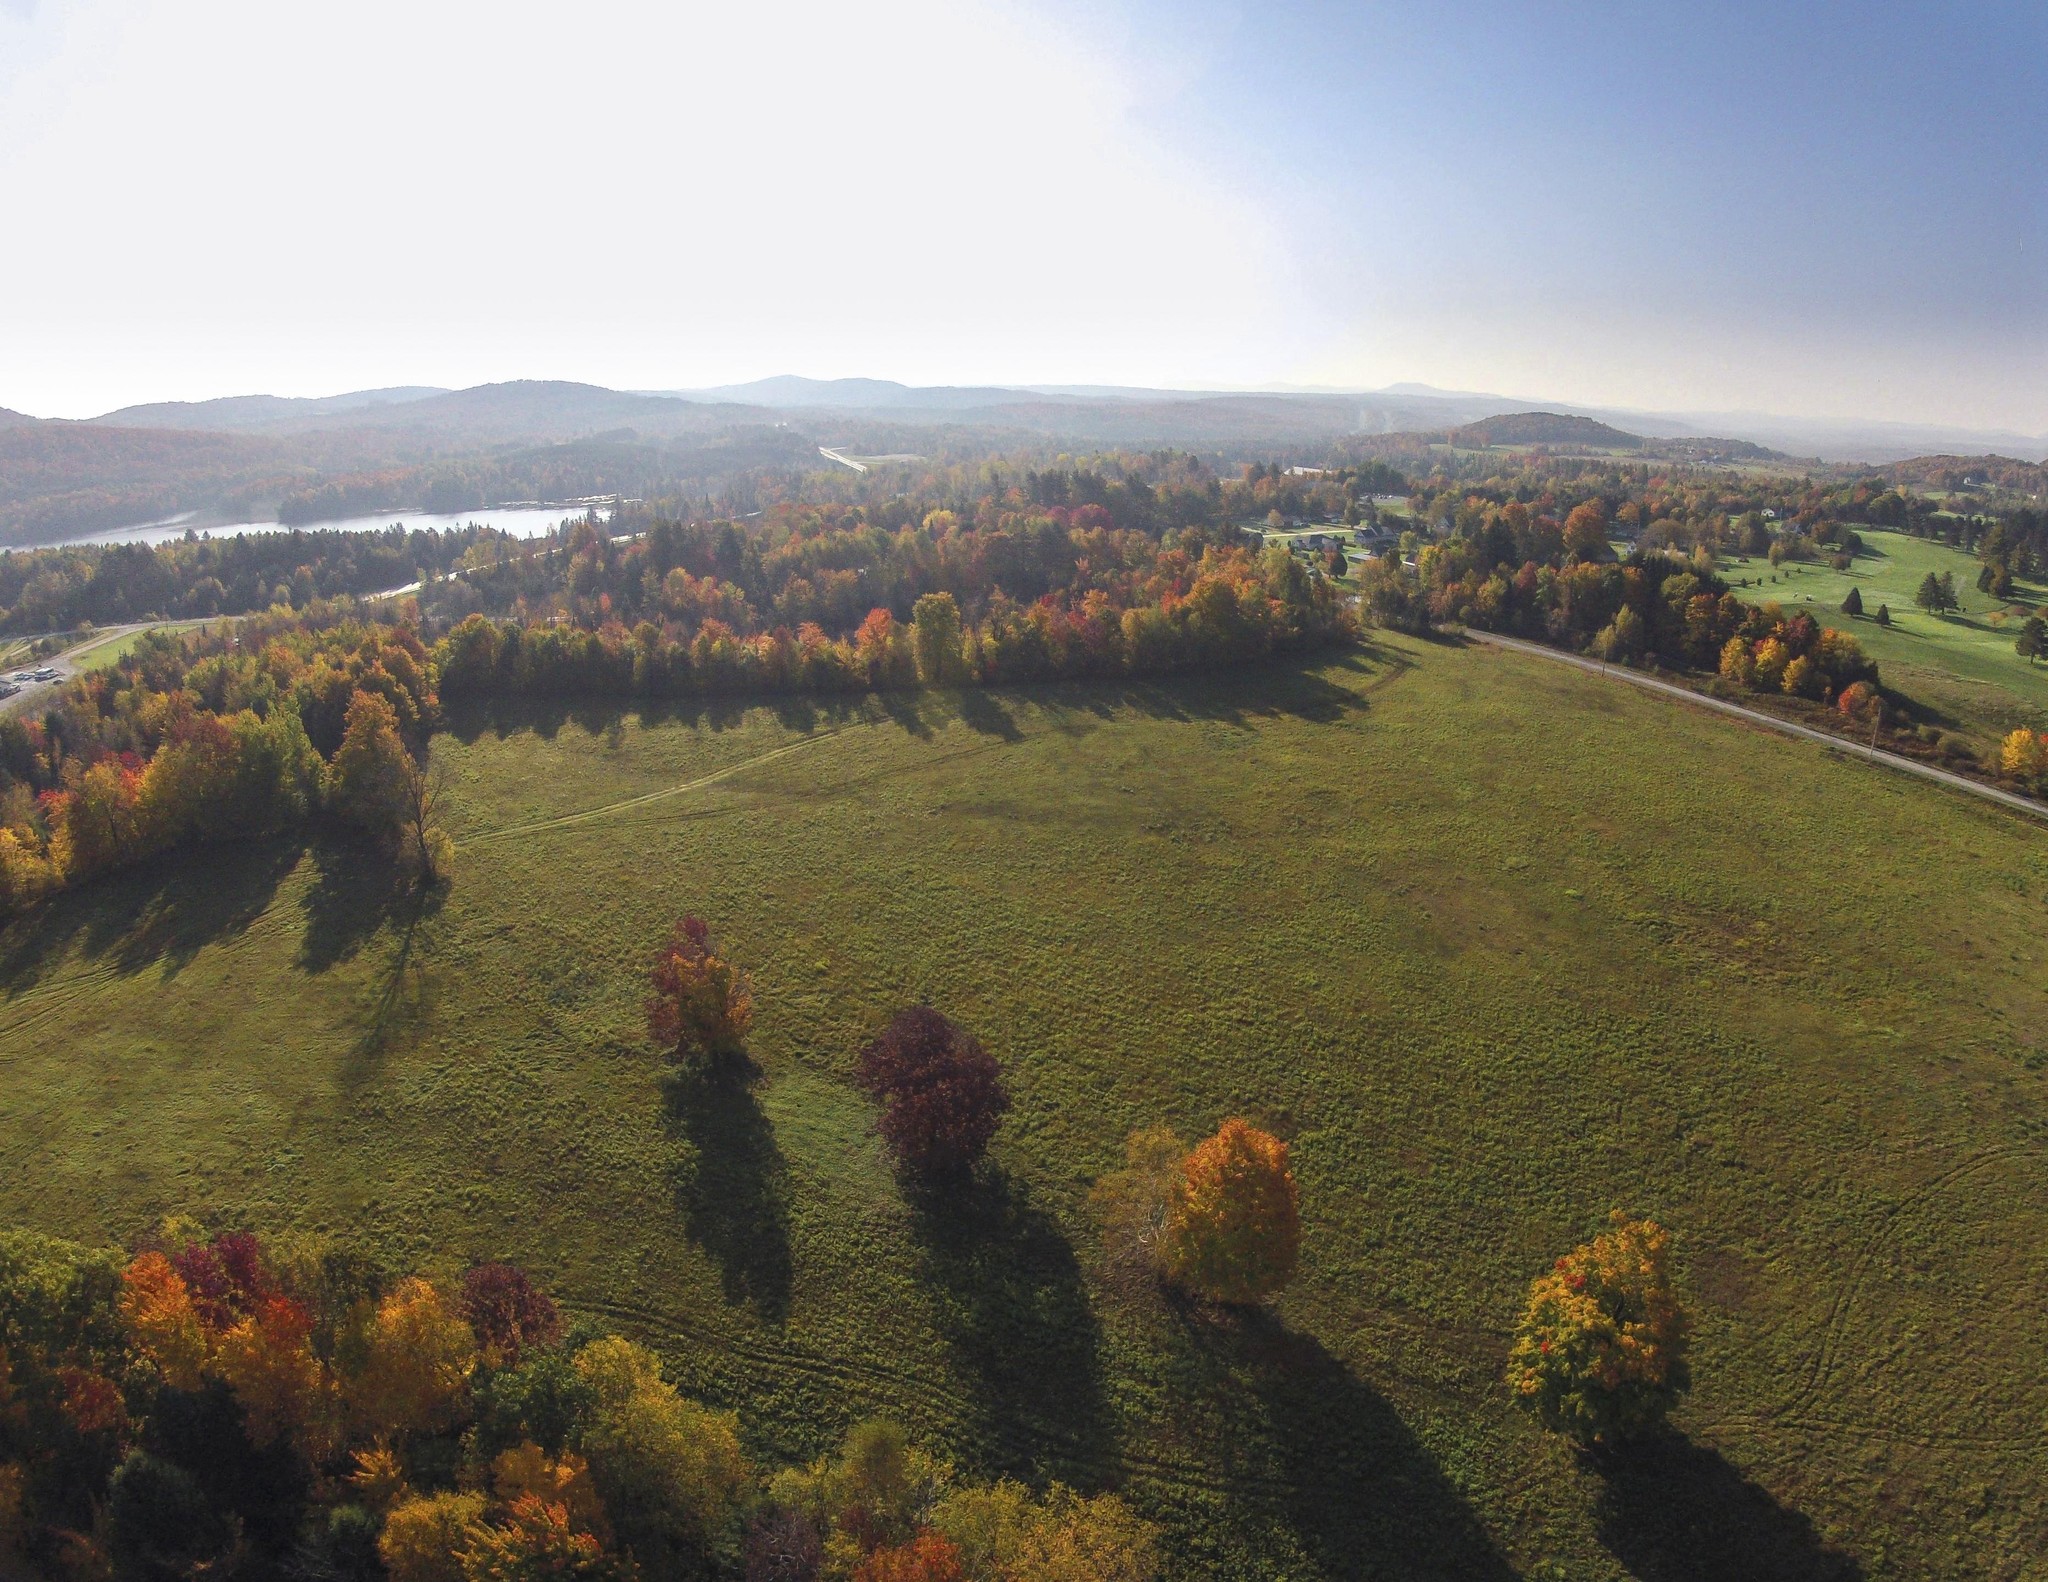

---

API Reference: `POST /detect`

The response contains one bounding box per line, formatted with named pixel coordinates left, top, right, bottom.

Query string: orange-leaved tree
left=1506, top=1210, right=1690, bottom=1446
left=646, top=916, right=754, bottom=1064
left=1159, top=1119, right=1300, bottom=1305
left=855, top=1529, right=967, bottom=1582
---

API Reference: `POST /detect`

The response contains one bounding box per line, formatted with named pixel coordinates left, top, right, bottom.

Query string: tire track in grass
left=573, top=1296, right=1479, bottom=1502
left=1789, top=1141, right=2041, bottom=1414
left=470, top=728, right=850, bottom=844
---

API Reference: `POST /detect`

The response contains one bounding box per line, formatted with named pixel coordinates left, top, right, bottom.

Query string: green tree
left=573, top=1337, right=750, bottom=1572
left=1914, top=572, right=1943, bottom=614
left=1875, top=603, right=1892, bottom=626
left=2018, top=616, right=2047, bottom=664
left=1840, top=585, right=1863, bottom=616
left=911, top=593, right=965, bottom=685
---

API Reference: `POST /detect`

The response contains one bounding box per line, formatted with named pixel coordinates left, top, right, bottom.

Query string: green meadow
left=3, top=635, right=2046, bottom=1578
left=1722, top=528, right=2048, bottom=744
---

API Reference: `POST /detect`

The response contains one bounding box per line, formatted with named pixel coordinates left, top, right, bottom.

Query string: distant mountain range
left=23, top=374, right=2038, bottom=465
left=0, top=376, right=2039, bottom=548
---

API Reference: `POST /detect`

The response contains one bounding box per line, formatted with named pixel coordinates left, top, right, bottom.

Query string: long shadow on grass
left=0, top=838, right=298, bottom=995
left=1167, top=1303, right=1515, bottom=1582
left=299, top=836, right=414, bottom=974
left=1596, top=1433, right=1863, bottom=1581
left=662, top=1060, right=794, bottom=1323
left=337, top=880, right=445, bottom=1092
left=908, top=1168, right=1111, bottom=1484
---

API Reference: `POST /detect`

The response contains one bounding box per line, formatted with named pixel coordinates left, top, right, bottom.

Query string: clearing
left=2, top=634, right=2044, bottom=1579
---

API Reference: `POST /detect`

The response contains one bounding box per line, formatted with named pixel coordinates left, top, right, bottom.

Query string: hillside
left=91, top=386, right=449, bottom=431
left=2, top=636, right=2041, bottom=1579
left=1880, top=453, right=2048, bottom=496
left=1449, top=411, right=1644, bottom=449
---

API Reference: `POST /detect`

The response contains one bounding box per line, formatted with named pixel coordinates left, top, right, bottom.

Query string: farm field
left=1721, top=528, right=2048, bottom=745
left=2, top=636, right=2046, bottom=1578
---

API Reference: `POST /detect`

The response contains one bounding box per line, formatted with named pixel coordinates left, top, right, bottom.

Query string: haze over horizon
left=2, top=0, right=2041, bottom=432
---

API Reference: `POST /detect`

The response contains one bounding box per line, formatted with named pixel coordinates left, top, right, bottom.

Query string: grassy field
left=3, top=637, right=2046, bottom=1578
left=1721, top=529, right=2048, bottom=745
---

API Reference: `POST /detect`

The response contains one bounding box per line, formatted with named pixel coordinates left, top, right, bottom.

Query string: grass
left=1720, top=529, right=2048, bottom=744
left=2, top=636, right=2046, bottom=1578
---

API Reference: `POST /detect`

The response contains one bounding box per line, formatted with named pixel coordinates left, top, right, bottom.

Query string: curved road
left=1454, top=625, right=2048, bottom=825
left=0, top=623, right=156, bottom=716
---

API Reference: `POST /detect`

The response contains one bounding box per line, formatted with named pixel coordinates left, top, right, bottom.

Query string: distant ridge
left=92, top=386, right=449, bottom=431
left=1450, top=411, right=1642, bottom=449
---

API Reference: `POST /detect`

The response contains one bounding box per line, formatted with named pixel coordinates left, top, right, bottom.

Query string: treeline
left=0, top=619, right=452, bottom=910
left=0, top=1222, right=1161, bottom=1580
left=436, top=537, right=1351, bottom=702
left=0, top=525, right=518, bottom=634
left=1357, top=498, right=1878, bottom=699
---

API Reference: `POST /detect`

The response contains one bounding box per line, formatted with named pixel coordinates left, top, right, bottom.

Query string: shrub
left=646, top=916, right=754, bottom=1063
left=1506, top=1210, right=1690, bottom=1446
left=854, top=1008, right=1009, bottom=1180
left=1159, top=1119, right=1300, bottom=1305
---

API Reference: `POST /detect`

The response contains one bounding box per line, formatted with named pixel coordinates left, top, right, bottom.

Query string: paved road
left=0, top=623, right=154, bottom=716
left=1455, top=625, right=2048, bottom=825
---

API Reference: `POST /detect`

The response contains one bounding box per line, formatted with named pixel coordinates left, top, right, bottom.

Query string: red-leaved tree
left=855, top=1008, right=1008, bottom=1181
left=647, top=916, right=754, bottom=1063
left=460, top=1262, right=562, bottom=1368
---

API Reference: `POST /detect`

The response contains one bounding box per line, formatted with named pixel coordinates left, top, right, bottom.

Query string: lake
left=16, top=503, right=605, bottom=552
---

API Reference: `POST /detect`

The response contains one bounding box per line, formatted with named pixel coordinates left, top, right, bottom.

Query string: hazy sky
left=2, top=0, right=2042, bottom=429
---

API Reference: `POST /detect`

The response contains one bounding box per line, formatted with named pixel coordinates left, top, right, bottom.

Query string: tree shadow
left=1596, top=1432, right=1863, bottom=1581
left=661, top=1060, right=794, bottom=1323
left=337, top=880, right=445, bottom=1092
left=0, top=838, right=298, bottom=995
left=298, top=835, right=411, bottom=974
left=1168, top=1304, right=1516, bottom=1582
left=956, top=688, right=1023, bottom=741
left=908, top=1168, right=1112, bottom=1484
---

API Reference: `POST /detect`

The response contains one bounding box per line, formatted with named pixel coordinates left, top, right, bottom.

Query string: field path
left=467, top=727, right=850, bottom=843
left=1455, top=626, right=2048, bottom=823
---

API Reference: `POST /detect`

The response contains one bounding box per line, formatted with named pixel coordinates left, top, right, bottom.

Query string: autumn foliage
left=1159, top=1119, right=1301, bottom=1305
left=1506, top=1210, right=1691, bottom=1445
left=646, top=915, right=755, bottom=1063
left=855, top=1007, right=1010, bottom=1180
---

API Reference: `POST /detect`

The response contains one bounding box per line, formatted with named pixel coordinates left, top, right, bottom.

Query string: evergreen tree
left=1841, top=585, right=1863, bottom=616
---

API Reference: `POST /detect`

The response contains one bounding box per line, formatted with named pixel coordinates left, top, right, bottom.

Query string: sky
left=0, top=0, right=2041, bottom=431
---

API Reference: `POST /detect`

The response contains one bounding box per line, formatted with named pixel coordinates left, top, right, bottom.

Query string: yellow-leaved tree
left=573, top=1336, right=751, bottom=1572
left=347, top=1279, right=477, bottom=1442
left=1158, top=1119, right=1300, bottom=1305
left=1506, top=1210, right=1690, bottom=1446
left=118, top=1252, right=208, bottom=1391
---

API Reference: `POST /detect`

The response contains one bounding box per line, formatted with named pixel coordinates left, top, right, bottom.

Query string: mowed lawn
left=3, top=635, right=2047, bottom=1579
left=1721, top=528, right=2048, bottom=743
